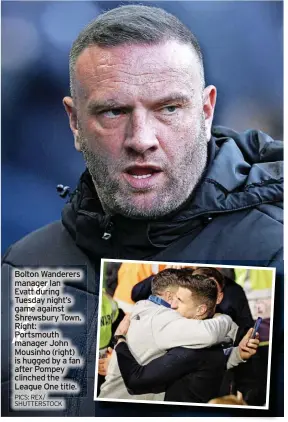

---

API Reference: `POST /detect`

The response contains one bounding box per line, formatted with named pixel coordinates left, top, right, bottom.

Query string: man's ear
left=202, top=85, right=217, bottom=140
left=165, top=290, right=175, bottom=305
left=216, top=291, right=224, bottom=305
left=63, top=96, right=81, bottom=151
left=196, top=303, right=208, bottom=317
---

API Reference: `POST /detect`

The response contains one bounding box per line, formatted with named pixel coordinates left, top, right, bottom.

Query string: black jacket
left=115, top=342, right=226, bottom=403
left=2, top=127, right=283, bottom=417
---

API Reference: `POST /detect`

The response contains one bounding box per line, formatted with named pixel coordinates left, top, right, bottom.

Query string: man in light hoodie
left=98, top=269, right=240, bottom=400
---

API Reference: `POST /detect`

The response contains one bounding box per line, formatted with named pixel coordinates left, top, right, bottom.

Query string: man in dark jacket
left=2, top=4, right=283, bottom=418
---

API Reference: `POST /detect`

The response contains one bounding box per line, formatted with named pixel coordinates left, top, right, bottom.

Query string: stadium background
left=2, top=0, right=283, bottom=253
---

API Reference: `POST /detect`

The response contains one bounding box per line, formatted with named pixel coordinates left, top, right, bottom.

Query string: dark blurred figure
left=105, top=262, right=122, bottom=297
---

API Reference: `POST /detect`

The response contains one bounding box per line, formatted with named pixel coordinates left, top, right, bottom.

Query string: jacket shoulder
left=217, top=207, right=283, bottom=262
left=256, top=202, right=283, bottom=224
left=2, top=221, right=87, bottom=267
left=212, top=126, right=283, bottom=162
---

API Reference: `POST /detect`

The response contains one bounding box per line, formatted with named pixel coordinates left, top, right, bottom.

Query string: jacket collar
left=61, top=168, right=207, bottom=261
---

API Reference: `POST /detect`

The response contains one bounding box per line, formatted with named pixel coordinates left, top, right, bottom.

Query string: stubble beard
left=78, top=118, right=208, bottom=219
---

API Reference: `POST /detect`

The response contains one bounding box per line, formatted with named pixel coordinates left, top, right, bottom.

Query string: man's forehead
left=73, top=40, right=201, bottom=90
left=177, top=286, right=193, bottom=302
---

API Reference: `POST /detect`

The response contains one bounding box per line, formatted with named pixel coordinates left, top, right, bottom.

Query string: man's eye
left=161, top=105, right=178, bottom=115
left=102, top=109, right=125, bottom=118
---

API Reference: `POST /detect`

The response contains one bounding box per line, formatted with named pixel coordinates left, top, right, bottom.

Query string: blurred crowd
left=2, top=0, right=283, bottom=252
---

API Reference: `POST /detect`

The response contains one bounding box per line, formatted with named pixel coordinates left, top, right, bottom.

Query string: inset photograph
left=94, top=260, right=275, bottom=409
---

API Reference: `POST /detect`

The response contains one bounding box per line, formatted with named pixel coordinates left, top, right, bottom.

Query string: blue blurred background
left=2, top=0, right=283, bottom=253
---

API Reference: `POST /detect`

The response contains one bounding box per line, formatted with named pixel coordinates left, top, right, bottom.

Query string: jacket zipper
left=77, top=210, right=114, bottom=240
left=102, top=221, right=114, bottom=240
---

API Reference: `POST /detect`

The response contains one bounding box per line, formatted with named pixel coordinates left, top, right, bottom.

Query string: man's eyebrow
left=154, top=93, right=193, bottom=106
left=87, top=99, right=126, bottom=113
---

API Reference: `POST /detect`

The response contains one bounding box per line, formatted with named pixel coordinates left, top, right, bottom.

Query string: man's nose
left=124, top=112, right=159, bottom=154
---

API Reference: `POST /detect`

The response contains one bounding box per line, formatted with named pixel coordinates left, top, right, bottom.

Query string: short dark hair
left=70, top=5, right=204, bottom=96
left=151, top=268, right=181, bottom=296
left=177, top=274, right=218, bottom=317
left=192, top=267, right=225, bottom=291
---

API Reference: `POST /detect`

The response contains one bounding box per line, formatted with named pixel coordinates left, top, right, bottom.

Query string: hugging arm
left=154, top=312, right=238, bottom=350
left=115, top=342, right=199, bottom=395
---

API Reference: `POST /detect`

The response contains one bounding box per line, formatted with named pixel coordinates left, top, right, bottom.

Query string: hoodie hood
left=61, top=126, right=283, bottom=261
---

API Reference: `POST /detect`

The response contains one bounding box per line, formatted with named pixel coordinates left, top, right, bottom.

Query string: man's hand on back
left=114, top=313, right=131, bottom=336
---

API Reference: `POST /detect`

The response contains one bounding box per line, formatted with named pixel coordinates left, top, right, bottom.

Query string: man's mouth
left=123, top=165, right=163, bottom=189
left=126, top=166, right=161, bottom=179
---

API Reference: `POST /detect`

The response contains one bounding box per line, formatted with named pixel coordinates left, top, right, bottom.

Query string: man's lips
left=125, top=165, right=162, bottom=178
left=123, top=165, right=163, bottom=189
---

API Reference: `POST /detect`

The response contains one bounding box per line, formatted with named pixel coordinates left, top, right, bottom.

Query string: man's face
left=171, top=286, right=201, bottom=319
left=64, top=40, right=216, bottom=218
